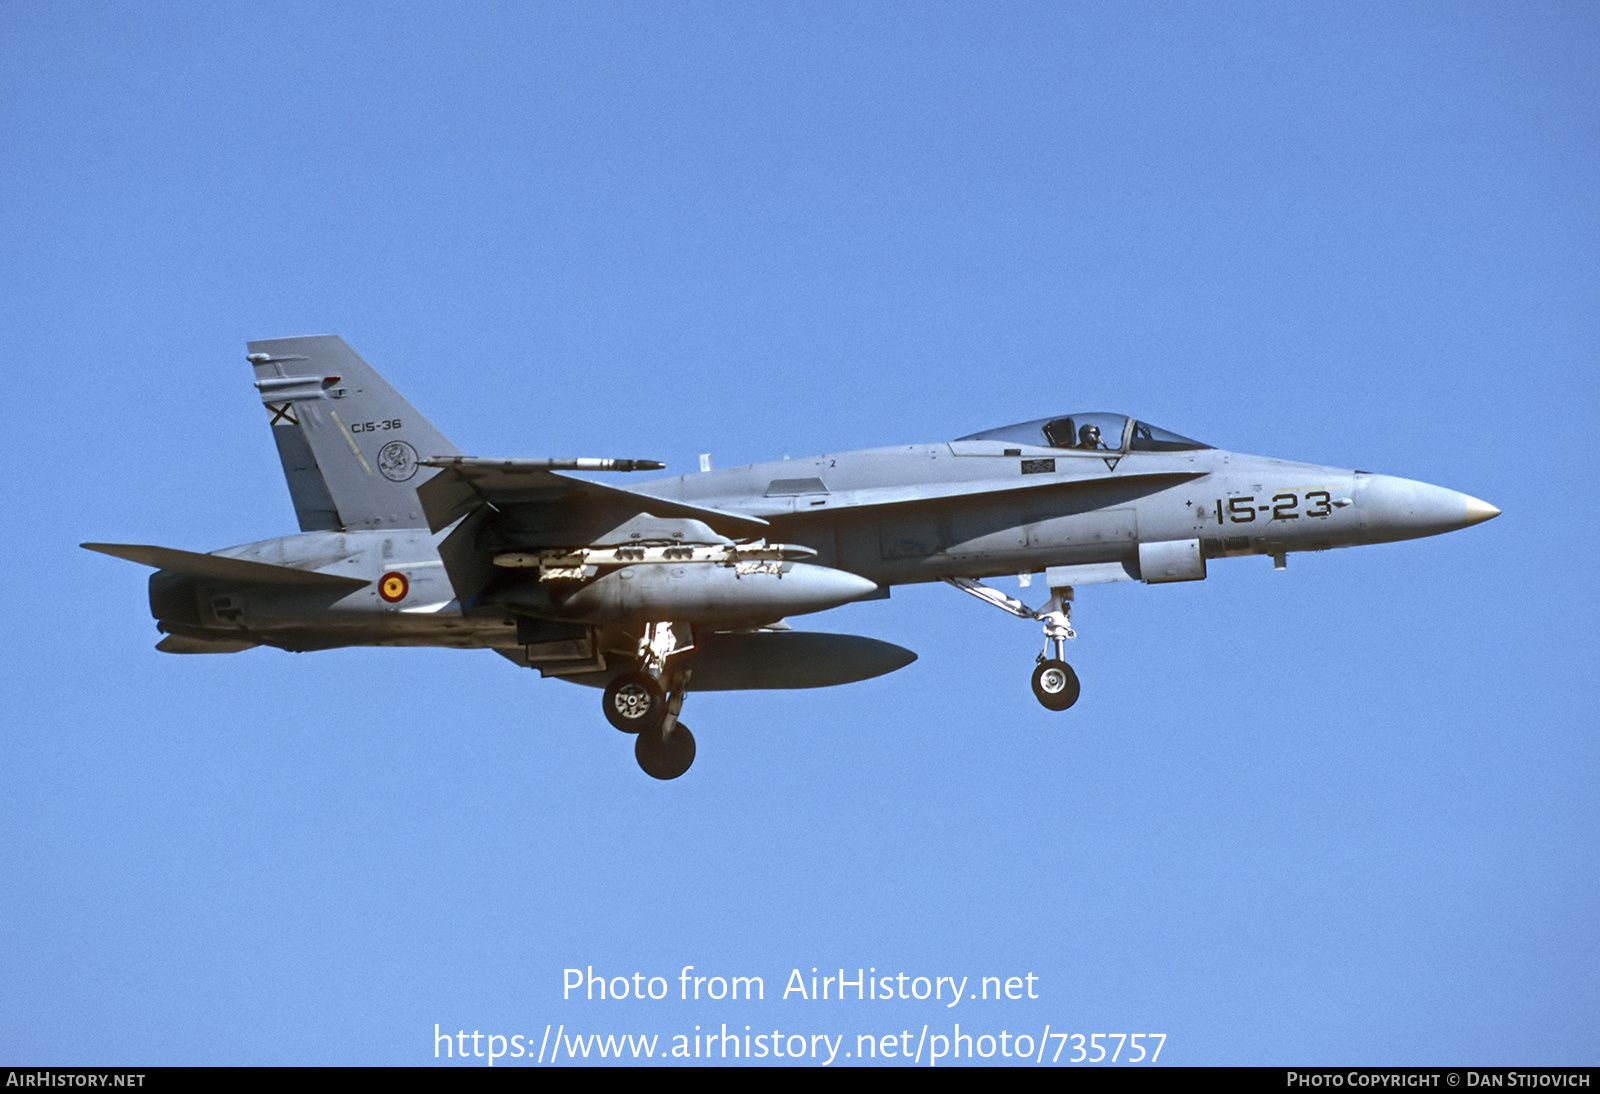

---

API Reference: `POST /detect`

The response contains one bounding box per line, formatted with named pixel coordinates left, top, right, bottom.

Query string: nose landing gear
left=945, top=577, right=1082, bottom=711
left=1029, top=587, right=1080, bottom=710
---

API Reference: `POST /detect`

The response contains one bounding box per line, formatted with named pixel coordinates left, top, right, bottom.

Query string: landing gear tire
left=635, top=721, right=696, bottom=780
left=603, top=672, right=665, bottom=734
left=1031, top=659, right=1080, bottom=711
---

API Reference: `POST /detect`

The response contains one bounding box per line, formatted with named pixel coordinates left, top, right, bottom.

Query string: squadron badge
left=377, top=440, right=418, bottom=481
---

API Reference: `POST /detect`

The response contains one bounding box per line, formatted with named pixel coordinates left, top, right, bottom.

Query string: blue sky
left=2, top=1, right=1595, bottom=1066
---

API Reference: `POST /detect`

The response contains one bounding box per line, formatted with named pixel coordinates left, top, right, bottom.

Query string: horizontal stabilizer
left=156, top=634, right=260, bottom=654
left=81, top=543, right=370, bottom=589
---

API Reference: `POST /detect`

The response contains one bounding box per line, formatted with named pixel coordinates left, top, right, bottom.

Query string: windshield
left=959, top=414, right=1209, bottom=452
left=1129, top=420, right=1209, bottom=451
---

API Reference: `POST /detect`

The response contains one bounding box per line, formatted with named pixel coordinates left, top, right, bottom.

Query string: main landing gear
left=602, top=623, right=697, bottom=780
left=603, top=671, right=664, bottom=733
left=635, top=714, right=695, bottom=781
left=945, top=577, right=1082, bottom=712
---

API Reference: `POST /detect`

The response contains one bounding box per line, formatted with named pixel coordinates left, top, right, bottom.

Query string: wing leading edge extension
left=416, top=460, right=770, bottom=538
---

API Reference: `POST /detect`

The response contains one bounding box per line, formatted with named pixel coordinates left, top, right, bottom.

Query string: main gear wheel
left=602, top=671, right=665, bottom=733
left=635, top=720, right=696, bottom=780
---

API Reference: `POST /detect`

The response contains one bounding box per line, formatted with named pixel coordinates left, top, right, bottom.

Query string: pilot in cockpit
left=1077, top=423, right=1103, bottom=449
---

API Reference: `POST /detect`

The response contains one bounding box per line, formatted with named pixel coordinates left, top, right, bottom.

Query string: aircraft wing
left=416, top=460, right=770, bottom=538
left=81, top=543, right=371, bottom=590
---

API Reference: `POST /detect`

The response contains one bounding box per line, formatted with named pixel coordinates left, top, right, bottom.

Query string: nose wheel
left=1031, top=659, right=1080, bottom=710
left=944, top=577, right=1084, bottom=712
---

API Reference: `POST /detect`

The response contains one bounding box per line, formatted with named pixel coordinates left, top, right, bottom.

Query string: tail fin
left=246, top=336, right=462, bottom=531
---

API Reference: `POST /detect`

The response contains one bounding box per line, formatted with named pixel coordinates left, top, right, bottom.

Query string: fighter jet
left=84, top=336, right=1499, bottom=779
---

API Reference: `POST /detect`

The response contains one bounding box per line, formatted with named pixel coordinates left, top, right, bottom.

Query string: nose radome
left=1357, top=474, right=1500, bottom=543
left=1462, top=495, right=1501, bottom=526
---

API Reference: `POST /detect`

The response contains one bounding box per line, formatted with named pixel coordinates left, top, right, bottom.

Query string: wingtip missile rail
left=419, top=456, right=666, bottom=473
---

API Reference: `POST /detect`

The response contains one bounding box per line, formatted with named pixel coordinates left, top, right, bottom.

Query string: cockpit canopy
left=958, top=414, right=1210, bottom=452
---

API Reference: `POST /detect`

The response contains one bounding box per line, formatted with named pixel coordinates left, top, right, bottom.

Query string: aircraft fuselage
left=149, top=438, right=1490, bottom=653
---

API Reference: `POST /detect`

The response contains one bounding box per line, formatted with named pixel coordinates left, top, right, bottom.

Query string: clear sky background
left=2, top=1, right=1595, bottom=1067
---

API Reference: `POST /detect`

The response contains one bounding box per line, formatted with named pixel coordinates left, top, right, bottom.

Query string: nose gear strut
left=1036, top=587, right=1076, bottom=660
left=944, top=577, right=1082, bottom=711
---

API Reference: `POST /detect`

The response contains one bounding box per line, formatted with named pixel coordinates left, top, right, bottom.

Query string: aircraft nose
left=1462, top=494, right=1501, bottom=526
left=1356, top=474, right=1500, bottom=543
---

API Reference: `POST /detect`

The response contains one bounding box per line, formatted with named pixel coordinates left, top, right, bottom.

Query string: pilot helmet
left=1078, top=423, right=1102, bottom=447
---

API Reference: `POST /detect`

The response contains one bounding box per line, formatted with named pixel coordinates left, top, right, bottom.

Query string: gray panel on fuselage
left=875, top=502, right=1029, bottom=561
left=1024, top=507, right=1137, bottom=554
left=777, top=479, right=1168, bottom=584
left=879, top=509, right=943, bottom=559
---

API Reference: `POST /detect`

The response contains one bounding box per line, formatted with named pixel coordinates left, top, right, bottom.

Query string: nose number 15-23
left=1215, top=491, right=1333, bottom=524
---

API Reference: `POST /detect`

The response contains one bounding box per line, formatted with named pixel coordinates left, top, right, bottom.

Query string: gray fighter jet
left=85, top=336, right=1499, bottom=779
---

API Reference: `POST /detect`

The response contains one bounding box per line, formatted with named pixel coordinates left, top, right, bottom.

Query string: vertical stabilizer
left=247, top=336, right=462, bottom=531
